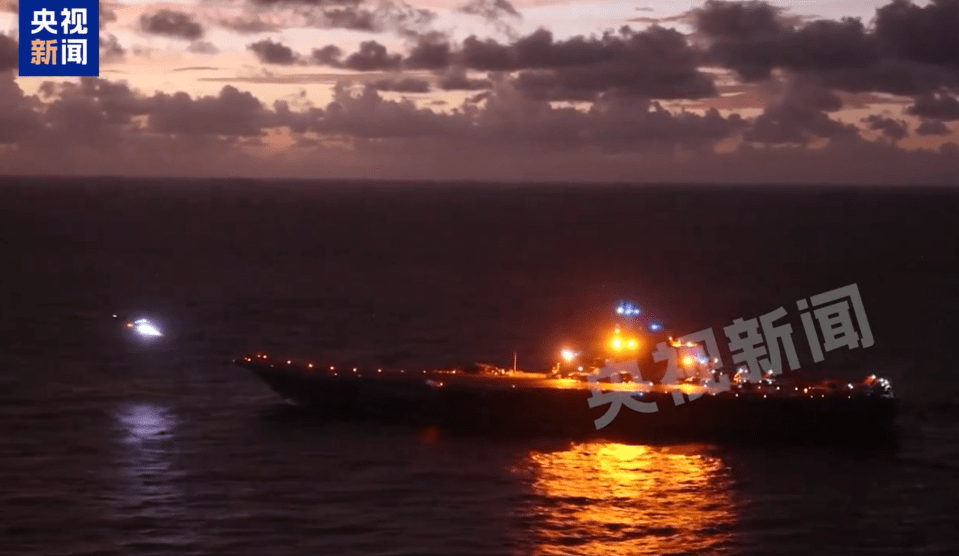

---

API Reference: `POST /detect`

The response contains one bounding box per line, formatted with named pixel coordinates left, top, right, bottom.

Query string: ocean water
left=1, top=178, right=958, bottom=555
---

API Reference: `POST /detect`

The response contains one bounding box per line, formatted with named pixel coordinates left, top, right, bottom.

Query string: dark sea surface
left=1, top=177, right=958, bottom=555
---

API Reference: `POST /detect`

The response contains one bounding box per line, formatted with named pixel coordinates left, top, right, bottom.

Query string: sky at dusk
left=1, top=0, right=958, bottom=182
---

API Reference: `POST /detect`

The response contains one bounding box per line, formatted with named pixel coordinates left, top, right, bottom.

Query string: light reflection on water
left=517, top=442, right=738, bottom=556
left=116, top=404, right=175, bottom=445
left=110, top=404, right=192, bottom=533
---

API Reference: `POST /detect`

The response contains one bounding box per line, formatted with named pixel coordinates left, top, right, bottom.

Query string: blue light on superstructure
left=616, top=301, right=641, bottom=316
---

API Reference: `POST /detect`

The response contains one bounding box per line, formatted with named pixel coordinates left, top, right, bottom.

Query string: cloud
left=147, top=87, right=279, bottom=136
left=140, top=10, right=205, bottom=41
left=691, top=0, right=959, bottom=96
left=280, top=0, right=955, bottom=103
left=465, top=27, right=717, bottom=100
left=30, top=77, right=321, bottom=141
left=312, top=41, right=403, bottom=71
left=4, top=1, right=959, bottom=182
left=167, top=0, right=959, bottom=112
left=458, top=0, right=520, bottom=19
left=322, top=27, right=717, bottom=101
left=249, top=39, right=302, bottom=65
left=323, top=2, right=436, bottom=36
left=100, top=1, right=118, bottom=29
left=218, top=16, right=284, bottom=34
left=0, top=73, right=740, bottom=154
left=321, top=8, right=377, bottom=30
left=1, top=73, right=958, bottom=183
left=369, top=77, right=431, bottom=92
left=344, top=41, right=404, bottom=71
left=0, top=74, right=42, bottom=144
left=197, top=72, right=387, bottom=85
left=99, top=34, right=125, bottom=64
left=863, top=114, right=908, bottom=141
left=908, top=93, right=959, bottom=121
left=457, top=0, right=522, bottom=37
left=0, top=35, right=16, bottom=73
left=189, top=41, right=221, bottom=55
left=438, top=67, right=492, bottom=90
left=311, top=45, right=344, bottom=66
left=132, top=46, right=154, bottom=58
left=291, top=80, right=746, bottom=151
left=875, top=0, right=959, bottom=67
left=916, top=119, right=951, bottom=135
left=404, top=39, right=453, bottom=70
left=628, top=14, right=690, bottom=25
left=742, top=80, right=856, bottom=144
left=231, top=0, right=436, bottom=36
left=691, top=1, right=874, bottom=80
left=246, top=0, right=364, bottom=6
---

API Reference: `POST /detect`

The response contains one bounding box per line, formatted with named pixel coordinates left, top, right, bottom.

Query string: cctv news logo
left=588, top=283, right=874, bottom=429
left=18, top=0, right=99, bottom=77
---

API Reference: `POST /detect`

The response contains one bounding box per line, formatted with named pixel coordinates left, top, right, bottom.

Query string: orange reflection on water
left=519, top=443, right=737, bottom=556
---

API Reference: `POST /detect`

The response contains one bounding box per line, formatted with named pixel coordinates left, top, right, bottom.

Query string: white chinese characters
left=30, top=9, right=58, bottom=34
left=28, top=7, right=89, bottom=67
left=588, top=282, right=874, bottom=428
left=798, top=283, right=874, bottom=362
left=725, top=306, right=801, bottom=379
left=62, top=38, right=87, bottom=65
left=587, top=360, right=657, bottom=429
left=724, top=284, right=870, bottom=376
left=61, top=8, right=89, bottom=34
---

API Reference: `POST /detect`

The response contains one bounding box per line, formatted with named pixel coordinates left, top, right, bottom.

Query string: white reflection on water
left=117, top=404, right=173, bottom=444
left=111, top=404, right=188, bottom=523
left=516, top=442, right=738, bottom=556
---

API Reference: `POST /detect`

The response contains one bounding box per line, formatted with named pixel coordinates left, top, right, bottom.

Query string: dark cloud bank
left=1, top=0, right=958, bottom=182
left=140, top=10, right=206, bottom=41
left=212, top=0, right=437, bottom=36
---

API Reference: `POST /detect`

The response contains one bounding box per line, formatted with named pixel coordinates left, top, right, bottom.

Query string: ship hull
left=244, top=361, right=900, bottom=445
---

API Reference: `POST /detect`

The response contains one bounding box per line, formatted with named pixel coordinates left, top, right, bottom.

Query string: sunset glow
left=2, top=0, right=957, bottom=182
